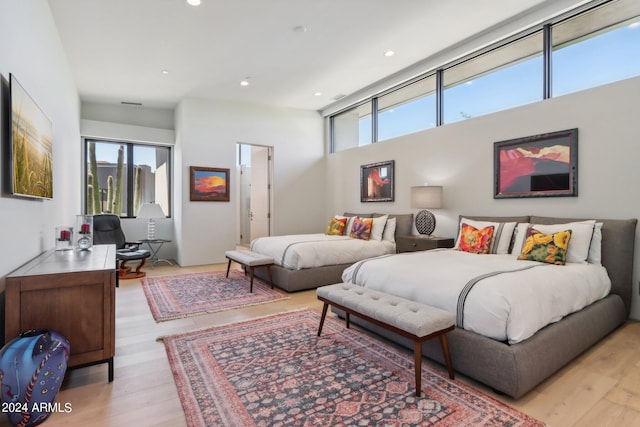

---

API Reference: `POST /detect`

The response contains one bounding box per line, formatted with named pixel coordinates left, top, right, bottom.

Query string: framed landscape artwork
left=190, top=166, right=230, bottom=202
left=10, top=74, right=53, bottom=199
left=360, top=160, right=394, bottom=202
left=494, top=129, right=578, bottom=199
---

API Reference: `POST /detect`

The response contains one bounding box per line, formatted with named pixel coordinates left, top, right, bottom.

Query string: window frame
left=375, top=73, right=438, bottom=141
left=550, top=1, right=640, bottom=97
left=83, top=138, right=172, bottom=218
left=441, top=29, right=544, bottom=124
left=329, top=101, right=373, bottom=152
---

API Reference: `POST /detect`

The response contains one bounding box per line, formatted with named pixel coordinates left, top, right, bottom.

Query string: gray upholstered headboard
left=343, top=213, right=414, bottom=238
left=461, top=215, right=637, bottom=317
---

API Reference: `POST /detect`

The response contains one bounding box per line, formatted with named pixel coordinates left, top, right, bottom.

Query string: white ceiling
left=48, top=0, right=565, bottom=111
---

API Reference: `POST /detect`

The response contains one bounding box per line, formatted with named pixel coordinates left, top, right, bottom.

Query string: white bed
left=333, top=215, right=636, bottom=398
left=250, top=233, right=395, bottom=270
left=342, top=249, right=610, bottom=344
left=250, top=213, right=414, bottom=292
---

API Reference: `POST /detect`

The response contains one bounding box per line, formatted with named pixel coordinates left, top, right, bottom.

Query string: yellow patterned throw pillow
left=326, top=217, right=348, bottom=235
left=458, top=223, right=495, bottom=254
left=349, top=217, right=373, bottom=240
left=518, top=227, right=572, bottom=265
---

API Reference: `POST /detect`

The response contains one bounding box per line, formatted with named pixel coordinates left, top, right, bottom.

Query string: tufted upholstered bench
left=225, top=250, right=274, bottom=292
left=316, top=282, right=455, bottom=396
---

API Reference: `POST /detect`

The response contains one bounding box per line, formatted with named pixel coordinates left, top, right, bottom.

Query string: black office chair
left=93, top=214, right=151, bottom=280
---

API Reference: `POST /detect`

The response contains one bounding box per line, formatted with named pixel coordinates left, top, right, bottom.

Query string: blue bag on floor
left=0, top=329, right=70, bottom=427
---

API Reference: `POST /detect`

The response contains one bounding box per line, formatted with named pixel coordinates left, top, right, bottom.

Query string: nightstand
left=396, top=235, right=455, bottom=253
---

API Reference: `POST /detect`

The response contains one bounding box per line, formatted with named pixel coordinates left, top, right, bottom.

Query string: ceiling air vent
left=331, top=94, right=347, bottom=101
left=121, top=101, right=143, bottom=106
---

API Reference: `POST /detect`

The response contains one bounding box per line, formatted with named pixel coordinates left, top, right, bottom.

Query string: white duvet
left=250, top=233, right=396, bottom=270
left=342, top=249, right=611, bottom=344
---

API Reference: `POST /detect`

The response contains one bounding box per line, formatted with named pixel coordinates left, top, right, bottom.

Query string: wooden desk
left=5, top=245, right=117, bottom=381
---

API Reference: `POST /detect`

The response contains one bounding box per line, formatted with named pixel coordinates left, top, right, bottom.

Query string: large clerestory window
left=84, top=139, right=171, bottom=218
left=378, top=75, right=437, bottom=141
left=552, top=1, right=640, bottom=96
left=442, top=31, right=543, bottom=124
left=331, top=103, right=372, bottom=152
left=329, top=0, right=640, bottom=152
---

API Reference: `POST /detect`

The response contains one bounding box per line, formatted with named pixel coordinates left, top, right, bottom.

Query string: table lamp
left=410, top=185, right=442, bottom=236
left=137, top=203, right=165, bottom=240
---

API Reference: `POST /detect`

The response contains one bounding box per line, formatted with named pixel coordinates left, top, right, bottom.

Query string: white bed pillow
left=454, top=218, right=517, bottom=254
left=382, top=217, right=397, bottom=242
left=370, top=215, right=388, bottom=241
left=512, top=220, right=596, bottom=264
left=588, top=222, right=603, bottom=265
left=511, top=223, right=531, bottom=255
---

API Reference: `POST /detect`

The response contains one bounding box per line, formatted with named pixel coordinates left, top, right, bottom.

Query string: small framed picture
left=494, top=129, right=578, bottom=199
left=360, top=160, right=394, bottom=202
left=190, top=166, right=230, bottom=202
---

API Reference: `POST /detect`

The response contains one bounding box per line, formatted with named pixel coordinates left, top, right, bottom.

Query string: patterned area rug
left=161, top=309, right=544, bottom=426
left=141, top=270, right=289, bottom=322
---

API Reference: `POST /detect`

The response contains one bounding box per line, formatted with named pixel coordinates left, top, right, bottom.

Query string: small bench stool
left=317, top=283, right=455, bottom=396
left=225, top=250, right=274, bottom=292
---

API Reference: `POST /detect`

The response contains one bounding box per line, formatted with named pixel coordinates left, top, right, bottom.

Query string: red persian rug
left=161, top=309, right=545, bottom=426
left=141, top=270, right=289, bottom=322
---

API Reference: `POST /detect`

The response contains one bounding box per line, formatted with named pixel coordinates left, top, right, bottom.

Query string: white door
left=249, top=146, right=271, bottom=240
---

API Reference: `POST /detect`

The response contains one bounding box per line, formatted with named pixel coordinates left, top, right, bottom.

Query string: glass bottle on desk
left=75, top=215, right=93, bottom=250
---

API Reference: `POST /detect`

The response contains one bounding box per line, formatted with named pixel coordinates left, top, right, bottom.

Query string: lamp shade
left=137, top=203, right=165, bottom=219
left=410, top=186, right=442, bottom=209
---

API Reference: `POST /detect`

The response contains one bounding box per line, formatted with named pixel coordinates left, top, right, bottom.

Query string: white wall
left=82, top=102, right=174, bottom=130
left=326, top=76, right=640, bottom=319
left=175, top=98, right=325, bottom=266
left=0, top=0, right=81, bottom=281
left=81, top=118, right=175, bottom=145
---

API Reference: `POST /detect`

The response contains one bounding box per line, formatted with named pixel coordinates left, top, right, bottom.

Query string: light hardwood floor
left=3, top=262, right=639, bottom=427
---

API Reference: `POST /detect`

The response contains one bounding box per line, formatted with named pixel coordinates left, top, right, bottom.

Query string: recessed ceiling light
left=384, top=50, right=395, bottom=57
left=314, top=92, right=322, bottom=97
left=187, top=0, right=201, bottom=6
left=240, top=79, right=250, bottom=86
left=292, top=25, right=307, bottom=33
left=161, top=70, right=169, bottom=75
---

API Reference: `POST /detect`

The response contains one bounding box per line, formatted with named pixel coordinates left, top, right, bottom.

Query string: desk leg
left=108, top=357, right=114, bottom=382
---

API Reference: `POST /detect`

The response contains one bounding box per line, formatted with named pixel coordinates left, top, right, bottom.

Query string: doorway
left=237, top=143, right=273, bottom=246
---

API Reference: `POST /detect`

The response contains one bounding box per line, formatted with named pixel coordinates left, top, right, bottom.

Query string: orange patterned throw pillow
left=325, top=217, right=348, bottom=235
left=349, top=217, right=373, bottom=240
left=458, top=224, right=495, bottom=254
left=518, top=227, right=572, bottom=265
